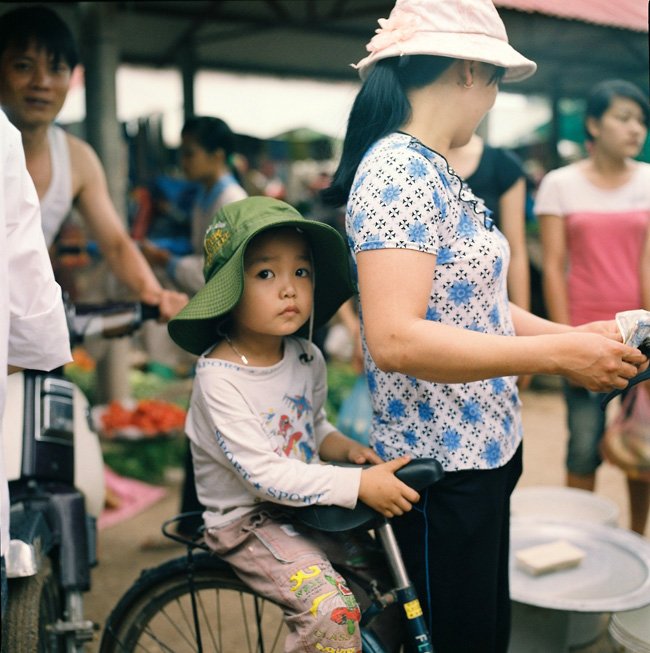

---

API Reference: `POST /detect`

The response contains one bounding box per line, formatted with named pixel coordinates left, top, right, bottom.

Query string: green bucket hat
left=168, top=196, right=356, bottom=356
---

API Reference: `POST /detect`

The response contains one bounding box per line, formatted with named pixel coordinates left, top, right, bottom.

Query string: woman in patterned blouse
left=322, top=1, right=648, bottom=651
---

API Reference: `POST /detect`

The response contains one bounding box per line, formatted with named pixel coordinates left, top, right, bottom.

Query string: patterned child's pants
left=205, top=506, right=398, bottom=653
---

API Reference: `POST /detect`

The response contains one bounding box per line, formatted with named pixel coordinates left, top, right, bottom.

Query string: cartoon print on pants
left=289, top=567, right=361, bottom=635
left=290, top=565, right=322, bottom=592
left=325, top=575, right=361, bottom=635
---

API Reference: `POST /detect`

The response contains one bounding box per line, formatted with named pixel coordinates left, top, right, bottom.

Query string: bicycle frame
left=375, top=519, right=433, bottom=652
left=130, top=457, right=444, bottom=653
left=149, top=512, right=435, bottom=653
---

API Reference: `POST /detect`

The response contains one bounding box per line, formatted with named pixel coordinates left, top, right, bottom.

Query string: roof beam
left=157, top=0, right=224, bottom=66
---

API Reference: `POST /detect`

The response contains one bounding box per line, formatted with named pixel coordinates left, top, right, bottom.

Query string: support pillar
left=79, top=2, right=130, bottom=403
left=180, top=44, right=196, bottom=121
left=549, top=87, right=562, bottom=170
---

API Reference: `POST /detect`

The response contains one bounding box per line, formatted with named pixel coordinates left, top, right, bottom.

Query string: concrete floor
left=84, top=383, right=649, bottom=652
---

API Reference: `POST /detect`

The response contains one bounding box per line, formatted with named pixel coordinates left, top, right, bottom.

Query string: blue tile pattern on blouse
left=346, top=133, right=522, bottom=471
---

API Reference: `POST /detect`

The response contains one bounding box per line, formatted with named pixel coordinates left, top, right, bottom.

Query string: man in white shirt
left=0, top=108, right=72, bottom=619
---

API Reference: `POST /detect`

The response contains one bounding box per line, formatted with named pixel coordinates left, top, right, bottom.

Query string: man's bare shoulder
left=64, top=130, right=105, bottom=194
left=65, top=130, right=101, bottom=166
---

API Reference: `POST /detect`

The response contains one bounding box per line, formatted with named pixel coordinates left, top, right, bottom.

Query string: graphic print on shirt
left=264, top=389, right=316, bottom=462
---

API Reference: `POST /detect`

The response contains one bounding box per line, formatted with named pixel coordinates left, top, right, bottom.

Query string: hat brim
left=168, top=219, right=355, bottom=356
left=354, top=32, right=536, bottom=82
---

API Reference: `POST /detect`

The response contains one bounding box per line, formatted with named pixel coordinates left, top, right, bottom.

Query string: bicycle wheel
left=4, top=556, right=63, bottom=653
left=99, top=552, right=289, bottom=653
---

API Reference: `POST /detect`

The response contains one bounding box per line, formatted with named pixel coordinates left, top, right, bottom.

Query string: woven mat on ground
left=98, top=466, right=167, bottom=530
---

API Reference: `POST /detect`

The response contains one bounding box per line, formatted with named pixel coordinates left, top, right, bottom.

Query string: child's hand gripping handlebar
left=292, top=458, right=444, bottom=532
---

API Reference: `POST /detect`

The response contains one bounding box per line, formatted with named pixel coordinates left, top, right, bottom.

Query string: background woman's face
left=179, top=134, right=221, bottom=183
left=588, top=96, right=648, bottom=159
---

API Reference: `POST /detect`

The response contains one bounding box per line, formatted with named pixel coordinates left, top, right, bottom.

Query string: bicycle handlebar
left=294, top=458, right=444, bottom=532
left=601, top=368, right=650, bottom=409
left=65, top=300, right=160, bottom=345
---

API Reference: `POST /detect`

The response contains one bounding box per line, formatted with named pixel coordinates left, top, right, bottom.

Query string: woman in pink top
left=536, top=79, right=650, bottom=534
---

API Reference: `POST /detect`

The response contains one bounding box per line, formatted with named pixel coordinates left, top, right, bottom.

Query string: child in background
left=168, top=196, right=417, bottom=652
left=142, top=116, right=247, bottom=295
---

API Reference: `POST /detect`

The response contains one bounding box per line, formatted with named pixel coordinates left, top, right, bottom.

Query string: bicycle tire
left=99, top=552, right=289, bottom=653
left=4, top=556, right=63, bottom=653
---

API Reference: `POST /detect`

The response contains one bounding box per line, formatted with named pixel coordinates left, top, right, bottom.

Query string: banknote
left=616, top=310, right=650, bottom=350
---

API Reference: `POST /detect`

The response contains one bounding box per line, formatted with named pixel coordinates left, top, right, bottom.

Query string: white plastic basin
left=511, top=486, right=620, bottom=527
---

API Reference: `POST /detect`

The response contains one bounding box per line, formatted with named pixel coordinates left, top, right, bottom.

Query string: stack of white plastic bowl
left=609, top=606, right=650, bottom=652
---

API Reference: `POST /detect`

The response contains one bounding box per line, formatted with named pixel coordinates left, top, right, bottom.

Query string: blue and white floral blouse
left=346, top=132, right=523, bottom=471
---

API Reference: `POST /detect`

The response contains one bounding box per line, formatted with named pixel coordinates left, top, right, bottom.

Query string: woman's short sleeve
left=534, top=169, right=565, bottom=217
left=493, top=147, right=524, bottom=194
left=347, top=138, right=449, bottom=257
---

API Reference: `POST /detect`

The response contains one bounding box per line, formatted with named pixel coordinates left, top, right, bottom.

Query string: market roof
left=495, top=0, right=648, bottom=33
left=1, top=1, right=648, bottom=99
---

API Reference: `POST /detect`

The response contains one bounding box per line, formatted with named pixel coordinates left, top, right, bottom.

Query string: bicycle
left=98, top=458, right=444, bottom=653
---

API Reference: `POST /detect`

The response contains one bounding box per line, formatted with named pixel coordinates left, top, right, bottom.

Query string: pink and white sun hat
left=353, top=0, right=536, bottom=83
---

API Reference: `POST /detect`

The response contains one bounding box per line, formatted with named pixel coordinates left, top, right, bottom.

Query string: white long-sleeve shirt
left=0, top=110, right=72, bottom=555
left=185, top=337, right=361, bottom=528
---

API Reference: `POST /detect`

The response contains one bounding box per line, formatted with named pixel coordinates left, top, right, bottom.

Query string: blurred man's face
left=0, top=40, right=72, bottom=130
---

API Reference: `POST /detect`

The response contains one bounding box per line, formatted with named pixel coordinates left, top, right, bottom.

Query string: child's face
left=232, top=228, right=313, bottom=339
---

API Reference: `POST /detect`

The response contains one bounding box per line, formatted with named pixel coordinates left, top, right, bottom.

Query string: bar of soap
left=515, top=539, right=586, bottom=576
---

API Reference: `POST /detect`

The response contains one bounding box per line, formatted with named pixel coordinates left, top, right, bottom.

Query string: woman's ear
left=459, top=60, right=474, bottom=89
left=585, top=116, right=600, bottom=141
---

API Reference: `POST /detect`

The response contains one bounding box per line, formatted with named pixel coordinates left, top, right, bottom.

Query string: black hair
left=585, top=79, right=649, bottom=142
left=181, top=116, right=236, bottom=158
left=322, top=55, right=459, bottom=207
left=0, top=5, right=78, bottom=70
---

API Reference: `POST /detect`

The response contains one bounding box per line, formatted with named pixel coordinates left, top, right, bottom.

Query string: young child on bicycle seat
left=168, top=196, right=417, bottom=652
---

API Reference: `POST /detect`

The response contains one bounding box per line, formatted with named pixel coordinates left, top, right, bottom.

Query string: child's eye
left=296, top=267, right=312, bottom=278
left=257, top=269, right=274, bottom=279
